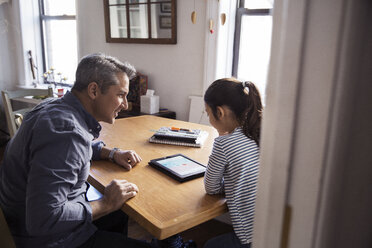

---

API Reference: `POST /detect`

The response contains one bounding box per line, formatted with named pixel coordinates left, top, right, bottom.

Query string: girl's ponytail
left=241, top=81, right=263, bottom=146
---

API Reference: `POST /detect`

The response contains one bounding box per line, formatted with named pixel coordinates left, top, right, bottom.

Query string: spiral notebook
left=149, top=127, right=209, bottom=148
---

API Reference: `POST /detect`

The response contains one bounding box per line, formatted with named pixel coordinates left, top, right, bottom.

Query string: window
left=39, top=0, right=77, bottom=85
left=232, top=0, right=273, bottom=100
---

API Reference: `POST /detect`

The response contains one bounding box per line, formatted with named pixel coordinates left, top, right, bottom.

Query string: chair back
left=0, top=207, right=16, bottom=248
left=1, top=88, right=53, bottom=137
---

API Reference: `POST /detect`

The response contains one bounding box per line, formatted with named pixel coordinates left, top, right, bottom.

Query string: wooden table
left=89, top=115, right=227, bottom=239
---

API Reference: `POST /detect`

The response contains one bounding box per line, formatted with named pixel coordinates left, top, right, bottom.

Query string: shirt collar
left=62, top=91, right=102, bottom=139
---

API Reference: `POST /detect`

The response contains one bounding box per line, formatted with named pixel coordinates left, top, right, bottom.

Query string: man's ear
left=87, top=82, right=99, bottom=99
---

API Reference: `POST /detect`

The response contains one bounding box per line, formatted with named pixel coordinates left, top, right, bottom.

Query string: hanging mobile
left=209, top=0, right=214, bottom=34
left=209, top=19, right=214, bottom=34
left=219, top=0, right=226, bottom=25
left=221, top=13, right=226, bottom=25
left=191, top=0, right=196, bottom=24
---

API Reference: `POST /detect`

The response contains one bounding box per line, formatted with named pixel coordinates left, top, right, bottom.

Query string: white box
left=140, top=95, right=159, bottom=114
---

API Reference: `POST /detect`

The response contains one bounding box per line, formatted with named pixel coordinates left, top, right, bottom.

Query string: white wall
left=0, top=2, right=21, bottom=91
left=0, top=1, right=21, bottom=143
left=76, top=0, right=207, bottom=121
left=0, top=0, right=40, bottom=90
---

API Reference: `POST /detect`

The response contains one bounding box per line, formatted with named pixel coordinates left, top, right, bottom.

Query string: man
left=0, top=54, right=153, bottom=247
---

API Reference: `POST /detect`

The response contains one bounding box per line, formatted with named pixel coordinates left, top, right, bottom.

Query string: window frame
left=232, top=0, right=272, bottom=77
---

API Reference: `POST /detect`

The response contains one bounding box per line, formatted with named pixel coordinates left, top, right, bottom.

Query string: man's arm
left=89, top=179, right=138, bottom=220
left=90, top=143, right=141, bottom=220
left=26, top=130, right=94, bottom=236
left=99, top=146, right=142, bottom=170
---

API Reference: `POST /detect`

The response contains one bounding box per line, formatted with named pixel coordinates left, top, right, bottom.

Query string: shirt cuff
left=91, top=141, right=105, bottom=161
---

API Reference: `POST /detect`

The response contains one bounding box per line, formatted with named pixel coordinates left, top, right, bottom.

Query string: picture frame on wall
left=160, top=3, right=171, bottom=13
left=159, top=16, right=172, bottom=29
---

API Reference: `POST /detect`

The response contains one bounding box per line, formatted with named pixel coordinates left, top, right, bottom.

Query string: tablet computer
left=149, top=154, right=206, bottom=182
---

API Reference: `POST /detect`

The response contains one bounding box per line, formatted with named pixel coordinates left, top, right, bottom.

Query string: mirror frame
left=103, top=0, right=177, bottom=44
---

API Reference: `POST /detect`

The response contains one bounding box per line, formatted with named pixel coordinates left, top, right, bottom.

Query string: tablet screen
left=156, top=155, right=205, bottom=177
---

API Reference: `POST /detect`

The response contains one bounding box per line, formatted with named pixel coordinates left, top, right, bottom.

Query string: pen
left=171, top=127, right=190, bottom=132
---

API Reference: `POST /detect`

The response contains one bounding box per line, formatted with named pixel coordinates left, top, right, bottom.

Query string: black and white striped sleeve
left=204, top=138, right=226, bottom=194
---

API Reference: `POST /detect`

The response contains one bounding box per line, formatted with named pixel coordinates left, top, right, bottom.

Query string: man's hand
left=113, top=149, right=142, bottom=170
left=103, top=179, right=138, bottom=211
left=90, top=179, right=139, bottom=220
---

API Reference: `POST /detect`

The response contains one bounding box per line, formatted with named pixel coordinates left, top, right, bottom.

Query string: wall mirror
left=104, top=0, right=177, bottom=44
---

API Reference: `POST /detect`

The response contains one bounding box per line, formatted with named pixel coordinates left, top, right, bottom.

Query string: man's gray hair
left=72, top=53, right=136, bottom=93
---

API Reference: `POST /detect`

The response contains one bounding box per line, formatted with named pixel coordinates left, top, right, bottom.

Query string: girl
left=203, top=78, right=263, bottom=248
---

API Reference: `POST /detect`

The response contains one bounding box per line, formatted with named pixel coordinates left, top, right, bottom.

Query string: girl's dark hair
left=204, top=78, right=263, bottom=146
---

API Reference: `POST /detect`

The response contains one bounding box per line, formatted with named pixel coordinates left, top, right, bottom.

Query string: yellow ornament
left=191, top=11, right=196, bottom=24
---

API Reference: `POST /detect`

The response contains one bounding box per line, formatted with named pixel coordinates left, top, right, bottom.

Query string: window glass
left=237, top=15, right=272, bottom=98
left=41, top=0, right=77, bottom=86
left=129, top=4, right=148, bottom=38
left=43, top=19, right=77, bottom=84
left=110, top=5, right=128, bottom=38
left=244, top=0, right=273, bottom=9
left=109, top=0, right=147, bottom=5
left=43, top=0, right=76, bottom=15
left=109, top=0, right=126, bottom=4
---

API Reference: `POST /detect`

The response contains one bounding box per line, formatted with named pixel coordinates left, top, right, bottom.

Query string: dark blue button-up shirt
left=0, top=91, right=104, bottom=247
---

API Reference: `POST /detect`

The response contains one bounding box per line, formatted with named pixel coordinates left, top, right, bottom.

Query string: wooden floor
left=128, top=217, right=233, bottom=247
left=0, top=144, right=232, bottom=247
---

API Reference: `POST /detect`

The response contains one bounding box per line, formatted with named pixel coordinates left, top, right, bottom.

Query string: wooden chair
left=1, top=88, right=53, bottom=137
left=0, top=206, right=16, bottom=248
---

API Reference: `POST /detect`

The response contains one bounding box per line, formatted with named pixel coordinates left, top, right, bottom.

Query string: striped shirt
left=204, top=127, right=260, bottom=245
